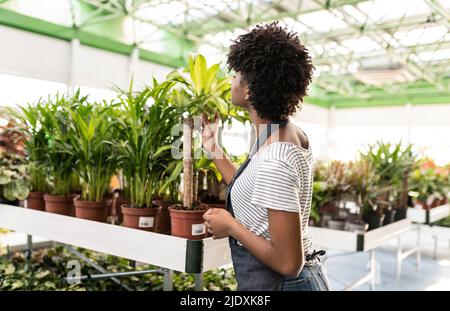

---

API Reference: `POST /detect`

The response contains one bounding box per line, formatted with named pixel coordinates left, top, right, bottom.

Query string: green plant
left=409, top=158, right=449, bottom=205
left=310, top=181, right=327, bottom=224
left=8, top=102, right=49, bottom=193
left=346, top=160, right=384, bottom=216
left=166, top=54, right=232, bottom=209
left=360, top=141, right=415, bottom=212
left=65, top=100, right=119, bottom=202
left=115, top=81, right=179, bottom=208
left=0, top=152, right=29, bottom=202
left=37, top=91, right=87, bottom=196
left=0, top=245, right=236, bottom=291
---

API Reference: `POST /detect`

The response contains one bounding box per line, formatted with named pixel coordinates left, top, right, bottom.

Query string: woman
left=202, top=22, right=330, bottom=291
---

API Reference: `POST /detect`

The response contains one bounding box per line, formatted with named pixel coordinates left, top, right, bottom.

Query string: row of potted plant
left=312, top=141, right=450, bottom=232
left=7, top=54, right=248, bottom=240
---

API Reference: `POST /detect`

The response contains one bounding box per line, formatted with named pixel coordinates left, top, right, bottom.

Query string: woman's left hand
left=203, top=208, right=237, bottom=239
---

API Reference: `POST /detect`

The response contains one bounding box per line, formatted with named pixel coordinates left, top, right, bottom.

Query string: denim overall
left=225, top=120, right=326, bottom=291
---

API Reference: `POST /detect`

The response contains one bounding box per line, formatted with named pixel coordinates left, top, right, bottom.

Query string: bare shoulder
left=276, top=123, right=309, bottom=150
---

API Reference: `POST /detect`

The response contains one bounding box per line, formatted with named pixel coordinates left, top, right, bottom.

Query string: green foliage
left=115, top=81, right=179, bottom=208
left=0, top=153, right=29, bottom=201
left=0, top=246, right=236, bottom=291
left=167, top=54, right=232, bottom=120
left=409, top=158, right=449, bottom=203
left=8, top=102, right=49, bottom=193
left=37, top=91, right=86, bottom=196
left=360, top=141, right=415, bottom=194
left=65, top=100, right=119, bottom=202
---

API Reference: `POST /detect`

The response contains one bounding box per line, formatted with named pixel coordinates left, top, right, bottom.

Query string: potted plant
left=115, top=81, right=179, bottom=232
left=0, top=152, right=29, bottom=206
left=38, top=93, right=85, bottom=216
left=360, top=141, right=415, bottom=227
left=166, top=54, right=231, bottom=239
left=66, top=100, right=118, bottom=222
left=154, top=159, right=182, bottom=234
left=409, top=158, right=448, bottom=210
left=8, top=102, right=49, bottom=210
left=318, top=161, right=353, bottom=230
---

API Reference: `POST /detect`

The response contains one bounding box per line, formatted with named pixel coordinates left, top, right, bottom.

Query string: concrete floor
left=324, top=225, right=450, bottom=291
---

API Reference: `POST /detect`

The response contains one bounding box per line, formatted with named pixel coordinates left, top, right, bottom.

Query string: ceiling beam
left=187, top=0, right=369, bottom=36
left=0, top=8, right=183, bottom=68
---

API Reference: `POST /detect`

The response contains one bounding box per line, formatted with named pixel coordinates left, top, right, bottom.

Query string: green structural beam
left=188, top=0, right=368, bottom=36
left=308, top=93, right=450, bottom=109
left=0, top=8, right=184, bottom=68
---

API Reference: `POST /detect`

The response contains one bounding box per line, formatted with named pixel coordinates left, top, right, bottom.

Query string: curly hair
left=227, top=22, right=314, bottom=121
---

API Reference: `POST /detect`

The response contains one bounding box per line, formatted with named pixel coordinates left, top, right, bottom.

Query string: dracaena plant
left=65, top=100, right=119, bottom=202
left=8, top=101, right=49, bottom=193
left=163, top=54, right=233, bottom=209
left=115, top=81, right=179, bottom=208
left=38, top=91, right=86, bottom=196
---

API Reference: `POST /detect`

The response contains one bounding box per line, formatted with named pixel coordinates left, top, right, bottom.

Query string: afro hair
left=227, top=22, right=314, bottom=121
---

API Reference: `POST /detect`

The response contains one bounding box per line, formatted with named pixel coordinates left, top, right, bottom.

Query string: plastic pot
left=169, top=206, right=207, bottom=240
left=27, top=192, right=45, bottom=211
left=44, top=194, right=75, bottom=216
left=121, top=205, right=161, bottom=232
left=74, top=197, right=111, bottom=222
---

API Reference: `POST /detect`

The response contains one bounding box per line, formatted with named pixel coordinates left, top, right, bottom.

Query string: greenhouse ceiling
left=0, top=0, right=449, bottom=108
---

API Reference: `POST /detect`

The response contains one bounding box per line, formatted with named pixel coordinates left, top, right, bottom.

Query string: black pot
left=383, top=209, right=396, bottom=226
left=0, top=197, right=20, bottom=206
left=363, top=213, right=384, bottom=230
left=394, top=208, right=407, bottom=221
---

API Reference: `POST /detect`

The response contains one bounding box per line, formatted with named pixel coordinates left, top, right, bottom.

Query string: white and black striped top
left=230, top=140, right=317, bottom=265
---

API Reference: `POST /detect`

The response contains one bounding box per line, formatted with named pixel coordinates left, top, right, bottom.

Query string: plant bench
left=309, top=218, right=420, bottom=290
left=0, top=204, right=231, bottom=290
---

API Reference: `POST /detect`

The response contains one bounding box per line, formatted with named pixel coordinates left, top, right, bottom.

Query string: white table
left=309, top=219, right=421, bottom=290
left=0, top=204, right=231, bottom=290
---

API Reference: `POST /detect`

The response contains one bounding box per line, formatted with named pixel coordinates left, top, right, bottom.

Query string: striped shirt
left=230, top=140, right=317, bottom=265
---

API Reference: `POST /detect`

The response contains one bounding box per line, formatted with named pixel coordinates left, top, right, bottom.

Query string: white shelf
left=309, top=219, right=412, bottom=252
left=0, top=204, right=231, bottom=273
left=407, top=204, right=450, bottom=224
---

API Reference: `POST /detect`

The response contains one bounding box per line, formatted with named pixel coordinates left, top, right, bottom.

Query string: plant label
left=192, top=223, right=206, bottom=236
left=139, top=217, right=154, bottom=228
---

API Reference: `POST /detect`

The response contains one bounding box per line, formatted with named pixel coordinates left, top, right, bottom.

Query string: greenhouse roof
left=0, top=0, right=449, bottom=108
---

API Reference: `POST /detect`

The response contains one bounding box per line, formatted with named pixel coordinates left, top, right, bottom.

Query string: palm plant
left=38, top=92, right=85, bottom=196
left=115, top=81, right=179, bottom=209
left=8, top=102, right=49, bottom=194
left=66, top=100, right=119, bottom=202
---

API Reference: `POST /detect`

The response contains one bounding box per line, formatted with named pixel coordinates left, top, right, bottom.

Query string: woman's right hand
left=201, top=112, right=220, bottom=155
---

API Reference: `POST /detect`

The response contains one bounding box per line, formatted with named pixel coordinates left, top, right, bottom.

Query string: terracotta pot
left=206, top=203, right=226, bottom=209
left=27, top=192, right=45, bottom=211
left=153, top=200, right=172, bottom=234
left=121, top=205, right=161, bottom=232
left=430, top=198, right=441, bottom=208
left=111, top=194, right=129, bottom=224
left=74, top=198, right=111, bottom=222
left=44, top=194, right=75, bottom=216
left=169, top=206, right=207, bottom=240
